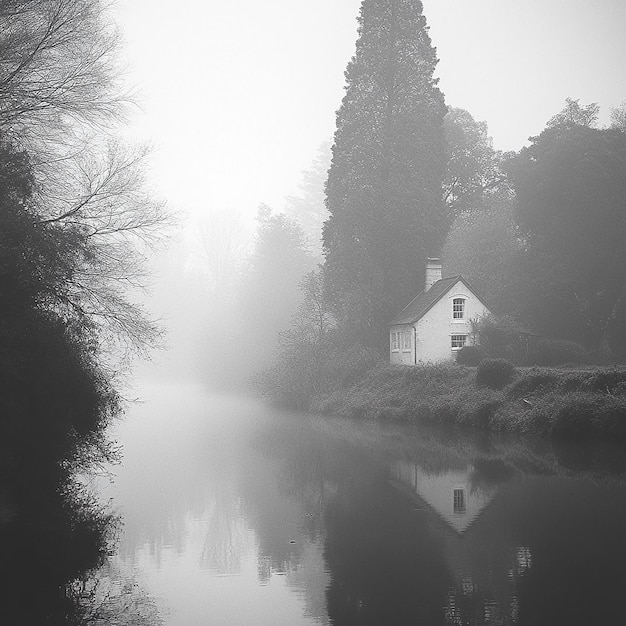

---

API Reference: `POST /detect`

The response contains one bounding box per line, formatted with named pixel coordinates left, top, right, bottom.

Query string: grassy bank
left=310, top=364, right=626, bottom=441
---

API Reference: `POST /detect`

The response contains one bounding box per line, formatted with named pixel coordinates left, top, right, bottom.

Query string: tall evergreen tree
left=323, top=0, right=447, bottom=350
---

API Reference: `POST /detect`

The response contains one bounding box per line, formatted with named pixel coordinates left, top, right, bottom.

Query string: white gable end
left=390, top=278, right=492, bottom=365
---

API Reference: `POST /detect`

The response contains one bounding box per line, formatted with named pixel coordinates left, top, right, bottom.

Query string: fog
left=5, top=1, right=626, bottom=624
left=139, top=192, right=323, bottom=391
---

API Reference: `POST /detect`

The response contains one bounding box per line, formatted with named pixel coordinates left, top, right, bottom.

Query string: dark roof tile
left=389, top=276, right=464, bottom=325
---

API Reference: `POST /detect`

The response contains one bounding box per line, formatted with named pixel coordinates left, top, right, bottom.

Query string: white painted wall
left=389, top=279, right=491, bottom=365
left=391, top=460, right=496, bottom=534
left=415, top=280, right=491, bottom=363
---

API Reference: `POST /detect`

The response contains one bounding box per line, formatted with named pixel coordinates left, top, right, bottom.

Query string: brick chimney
left=425, top=258, right=442, bottom=291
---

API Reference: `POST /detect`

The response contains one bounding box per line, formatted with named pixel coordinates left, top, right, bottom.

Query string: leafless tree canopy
left=0, top=0, right=171, bottom=355
left=0, top=0, right=123, bottom=146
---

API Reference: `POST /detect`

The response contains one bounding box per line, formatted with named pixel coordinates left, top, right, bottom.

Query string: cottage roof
left=389, top=275, right=472, bottom=325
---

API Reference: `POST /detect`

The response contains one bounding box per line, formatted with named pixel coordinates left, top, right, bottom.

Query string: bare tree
left=0, top=0, right=171, bottom=355
left=196, top=209, right=246, bottom=305
left=610, top=101, right=626, bottom=132
left=0, top=0, right=125, bottom=148
left=41, top=141, right=171, bottom=355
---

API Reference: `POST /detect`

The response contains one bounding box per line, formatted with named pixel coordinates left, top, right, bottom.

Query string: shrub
left=457, top=388, right=502, bottom=428
left=474, top=315, right=525, bottom=362
left=615, top=381, right=626, bottom=396
left=507, top=369, right=559, bottom=398
left=456, top=345, right=485, bottom=366
left=530, top=338, right=590, bottom=366
left=592, top=396, right=626, bottom=439
left=581, top=370, right=626, bottom=393
left=476, top=359, right=516, bottom=390
left=549, top=393, right=596, bottom=439
left=329, top=343, right=383, bottom=388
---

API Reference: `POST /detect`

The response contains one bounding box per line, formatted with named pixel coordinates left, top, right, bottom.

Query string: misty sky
left=115, top=0, right=626, bottom=223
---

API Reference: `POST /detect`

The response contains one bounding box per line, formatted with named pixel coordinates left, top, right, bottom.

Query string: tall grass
left=312, top=364, right=626, bottom=442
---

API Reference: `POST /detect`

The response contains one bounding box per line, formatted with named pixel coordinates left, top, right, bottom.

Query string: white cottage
left=389, top=259, right=492, bottom=365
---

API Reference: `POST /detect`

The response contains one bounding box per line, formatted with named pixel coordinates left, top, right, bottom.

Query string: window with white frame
left=453, top=298, right=465, bottom=320
left=391, top=331, right=399, bottom=351
left=391, top=330, right=412, bottom=352
left=451, top=334, right=467, bottom=350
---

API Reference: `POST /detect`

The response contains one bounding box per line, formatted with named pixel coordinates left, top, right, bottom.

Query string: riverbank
left=311, top=364, right=626, bottom=441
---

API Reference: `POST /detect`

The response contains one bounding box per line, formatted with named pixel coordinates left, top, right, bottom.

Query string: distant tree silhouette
left=238, top=206, right=315, bottom=373
left=284, top=140, right=332, bottom=259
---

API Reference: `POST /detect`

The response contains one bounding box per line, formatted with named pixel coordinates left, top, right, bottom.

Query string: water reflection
left=106, top=384, right=626, bottom=625
left=0, top=462, right=162, bottom=625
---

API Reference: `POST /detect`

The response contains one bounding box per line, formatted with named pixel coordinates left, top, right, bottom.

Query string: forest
left=233, top=2, right=626, bottom=409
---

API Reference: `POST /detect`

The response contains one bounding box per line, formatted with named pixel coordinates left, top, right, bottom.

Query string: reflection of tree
left=239, top=415, right=336, bottom=619
left=324, top=459, right=451, bottom=625
left=301, top=417, right=626, bottom=625
left=73, top=561, right=163, bottom=625
left=249, top=418, right=453, bottom=624
left=0, top=466, right=162, bottom=625
left=200, top=488, right=250, bottom=575
left=106, top=394, right=626, bottom=625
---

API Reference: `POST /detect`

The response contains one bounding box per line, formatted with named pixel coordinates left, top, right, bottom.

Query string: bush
left=507, top=369, right=560, bottom=398
left=456, top=345, right=485, bottom=366
left=530, top=338, right=590, bottom=366
left=582, top=370, right=626, bottom=393
left=474, top=315, right=525, bottom=362
left=476, top=359, right=516, bottom=390
left=549, top=393, right=596, bottom=439
left=457, top=388, right=502, bottom=428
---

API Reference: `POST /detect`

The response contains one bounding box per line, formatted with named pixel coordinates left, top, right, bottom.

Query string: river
left=97, top=381, right=626, bottom=625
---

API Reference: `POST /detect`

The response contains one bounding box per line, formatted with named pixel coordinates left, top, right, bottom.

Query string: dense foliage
left=323, top=0, right=447, bottom=351
left=531, top=339, right=590, bottom=366
left=442, top=194, right=521, bottom=313
left=506, top=123, right=626, bottom=356
left=0, top=142, right=119, bottom=470
left=313, top=364, right=626, bottom=441
left=443, top=107, right=508, bottom=219
left=455, top=345, right=485, bottom=366
left=476, top=359, right=516, bottom=390
left=0, top=4, right=167, bottom=620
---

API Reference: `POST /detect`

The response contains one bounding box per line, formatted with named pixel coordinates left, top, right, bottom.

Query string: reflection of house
left=390, top=458, right=531, bottom=625
left=389, top=259, right=492, bottom=365
left=390, top=460, right=496, bottom=534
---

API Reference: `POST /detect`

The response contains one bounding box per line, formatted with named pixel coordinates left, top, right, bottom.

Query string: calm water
left=98, top=382, right=626, bottom=625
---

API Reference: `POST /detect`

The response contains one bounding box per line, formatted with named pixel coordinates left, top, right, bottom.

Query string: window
left=392, top=329, right=412, bottom=352
left=451, top=334, right=467, bottom=350
left=402, top=331, right=411, bottom=351
left=391, top=331, right=399, bottom=351
left=453, top=488, right=466, bottom=513
left=453, top=298, right=465, bottom=320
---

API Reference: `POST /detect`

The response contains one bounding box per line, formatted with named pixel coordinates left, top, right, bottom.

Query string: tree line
left=0, top=2, right=171, bottom=621
left=255, top=0, right=626, bottom=406
left=0, top=0, right=168, bottom=451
